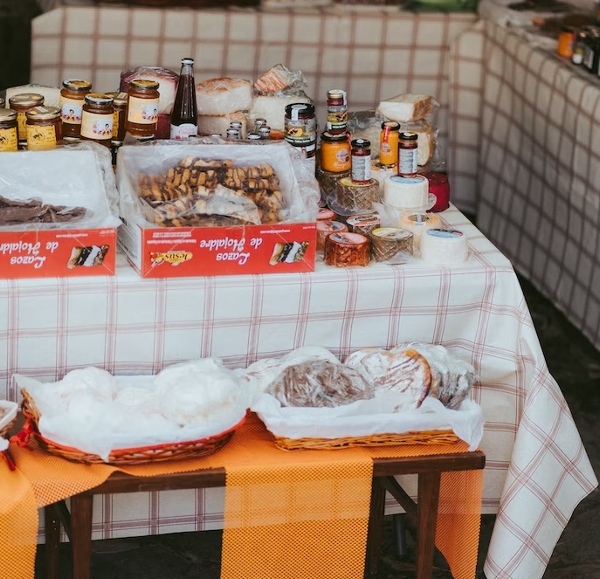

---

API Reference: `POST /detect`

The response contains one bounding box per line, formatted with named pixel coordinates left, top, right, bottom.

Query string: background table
left=1, top=207, right=596, bottom=579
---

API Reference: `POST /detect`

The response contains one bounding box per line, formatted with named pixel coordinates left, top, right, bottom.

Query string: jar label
left=170, top=123, right=199, bottom=140
left=398, top=149, right=418, bottom=175
left=60, top=97, right=84, bottom=125
left=127, top=96, right=159, bottom=125
left=0, top=127, right=18, bottom=152
left=16, top=111, right=27, bottom=141
left=326, top=107, right=348, bottom=131
left=351, top=154, right=371, bottom=182
left=81, top=112, right=113, bottom=140
left=26, top=124, right=57, bottom=150
left=112, top=110, right=120, bottom=138
left=284, top=117, right=316, bottom=145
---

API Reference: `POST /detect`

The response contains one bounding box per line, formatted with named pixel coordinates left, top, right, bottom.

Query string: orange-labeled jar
left=557, top=26, right=576, bottom=58
left=81, top=93, right=114, bottom=146
left=320, top=131, right=351, bottom=172
left=9, top=93, right=44, bottom=146
left=125, top=79, right=159, bottom=138
left=0, top=108, right=18, bottom=152
left=379, top=121, right=400, bottom=167
left=60, top=79, right=92, bottom=137
left=25, top=106, right=62, bottom=150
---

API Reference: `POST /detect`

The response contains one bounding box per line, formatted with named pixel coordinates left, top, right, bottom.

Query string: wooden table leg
left=416, top=472, right=441, bottom=579
left=44, top=505, right=61, bottom=579
left=365, top=477, right=386, bottom=579
left=69, top=493, right=94, bottom=579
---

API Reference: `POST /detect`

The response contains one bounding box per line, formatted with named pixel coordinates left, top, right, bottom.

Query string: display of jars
left=0, top=108, right=18, bottom=152
left=80, top=93, right=114, bottom=146
left=350, top=138, right=371, bottom=183
left=320, top=131, right=351, bottom=173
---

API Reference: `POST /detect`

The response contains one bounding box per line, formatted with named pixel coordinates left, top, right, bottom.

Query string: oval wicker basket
left=20, top=388, right=243, bottom=465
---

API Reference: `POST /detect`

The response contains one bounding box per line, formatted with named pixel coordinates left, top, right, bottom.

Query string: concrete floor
left=31, top=275, right=600, bottom=578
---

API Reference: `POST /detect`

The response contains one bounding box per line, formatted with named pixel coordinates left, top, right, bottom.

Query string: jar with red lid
left=326, top=89, right=347, bottom=134
left=320, top=131, right=351, bottom=173
left=351, top=138, right=371, bottom=184
left=25, top=106, right=62, bottom=150
left=125, top=79, right=160, bottom=139
left=379, top=121, right=400, bottom=167
left=0, top=109, right=18, bottom=152
left=9, top=93, right=45, bottom=147
left=60, top=79, right=92, bottom=138
left=80, top=93, right=114, bottom=147
left=398, top=131, right=418, bottom=176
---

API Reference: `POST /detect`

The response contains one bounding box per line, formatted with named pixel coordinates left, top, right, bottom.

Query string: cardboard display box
left=0, top=147, right=120, bottom=279
left=117, top=141, right=320, bottom=278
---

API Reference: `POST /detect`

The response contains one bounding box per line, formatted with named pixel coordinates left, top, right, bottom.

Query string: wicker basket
left=20, top=389, right=242, bottom=465
left=272, top=429, right=459, bottom=451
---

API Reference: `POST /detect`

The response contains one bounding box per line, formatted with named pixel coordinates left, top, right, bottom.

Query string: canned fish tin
left=284, top=103, right=316, bottom=146
left=0, top=108, right=18, bottom=152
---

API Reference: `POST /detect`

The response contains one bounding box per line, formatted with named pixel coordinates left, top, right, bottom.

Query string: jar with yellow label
left=25, top=106, right=62, bottom=150
left=125, top=79, right=160, bottom=139
left=320, top=131, right=351, bottom=173
left=80, top=93, right=114, bottom=146
left=60, top=79, right=92, bottom=138
left=0, top=108, right=18, bottom=152
left=9, top=93, right=45, bottom=147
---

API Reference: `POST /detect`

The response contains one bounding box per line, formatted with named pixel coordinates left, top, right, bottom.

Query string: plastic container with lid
left=9, top=93, right=45, bottom=146
left=0, top=108, right=18, bottom=152
left=125, top=79, right=160, bottom=138
left=80, top=93, right=114, bottom=146
left=320, top=131, right=351, bottom=173
left=25, top=106, right=62, bottom=150
left=60, top=79, right=92, bottom=138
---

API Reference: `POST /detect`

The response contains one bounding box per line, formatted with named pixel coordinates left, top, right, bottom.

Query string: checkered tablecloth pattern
left=1, top=207, right=596, bottom=579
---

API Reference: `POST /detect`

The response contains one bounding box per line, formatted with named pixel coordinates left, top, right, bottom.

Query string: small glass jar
left=284, top=103, right=316, bottom=146
left=320, top=131, right=351, bottom=173
left=254, top=118, right=267, bottom=131
left=125, top=79, right=160, bottom=138
left=80, top=93, right=114, bottom=146
left=9, top=93, right=45, bottom=146
left=60, top=79, right=92, bottom=138
left=106, top=91, right=127, bottom=144
left=259, top=126, right=271, bottom=140
left=379, top=121, right=400, bottom=167
left=226, top=127, right=241, bottom=140
left=572, top=28, right=589, bottom=65
left=247, top=132, right=261, bottom=140
left=326, top=89, right=348, bottom=135
left=25, top=106, right=62, bottom=150
left=0, top=108, right=18, bottom=152
left=351, top=138, right=371, bottom=184
left=398, top=131, right=419, bottom=176
left=557, top=26, right=576, bottom=59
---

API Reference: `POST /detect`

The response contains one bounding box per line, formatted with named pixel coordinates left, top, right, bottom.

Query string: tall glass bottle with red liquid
left=170, top=57, right=198, bottom=139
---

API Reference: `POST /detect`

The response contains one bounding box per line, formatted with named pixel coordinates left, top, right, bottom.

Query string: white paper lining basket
left=252, top=394, right=484, bottom=451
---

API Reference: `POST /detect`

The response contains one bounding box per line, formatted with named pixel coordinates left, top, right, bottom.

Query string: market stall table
left=0, top=207, right=596, bottom=579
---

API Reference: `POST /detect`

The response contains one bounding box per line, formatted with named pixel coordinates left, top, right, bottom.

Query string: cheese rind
left=377, top=93, right=435, bottom=123
left=196, top=78, right=253, bottom=116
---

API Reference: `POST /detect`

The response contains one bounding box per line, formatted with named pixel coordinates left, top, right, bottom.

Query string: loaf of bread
left=377, top=93, right=435, bottom=123
left=196, top=78, right=253, bottom=116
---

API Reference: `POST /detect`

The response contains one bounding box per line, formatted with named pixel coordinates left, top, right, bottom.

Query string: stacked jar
left=59, top=79, right=92, bottom=139
left=284, top=103, right=317, bottom=165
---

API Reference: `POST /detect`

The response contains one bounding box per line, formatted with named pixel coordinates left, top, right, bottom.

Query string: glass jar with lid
left=9, top=93, right=45, bottom=147
left=60, top=79, right=92, bottom=138
left=80, top=93, right=114, bottom=146
left=25, top=106, right=62, bottom=150
left=125, top=79, right=160, bottom=139
left=398, top=131, right=419, bottom=176
left=0, top=108, right=18, bottom=152
left=106, top=91, right=128, bottom=144
left=320, top=131, right=351, bottom=173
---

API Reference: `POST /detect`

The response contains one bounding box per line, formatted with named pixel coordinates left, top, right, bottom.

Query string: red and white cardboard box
left=0, top=147, right=120, bottom=278
left=117, top=141, right=320, bottom=278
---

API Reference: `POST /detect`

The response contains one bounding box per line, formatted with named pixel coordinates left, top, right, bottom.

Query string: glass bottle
left=170, top=57, right=198, bottom=140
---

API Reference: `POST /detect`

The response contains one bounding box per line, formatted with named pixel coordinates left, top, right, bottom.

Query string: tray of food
left=245, top=345, right=484, bottom=451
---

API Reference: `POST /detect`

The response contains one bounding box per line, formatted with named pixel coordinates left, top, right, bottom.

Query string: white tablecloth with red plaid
left=1, top=206, right=596, bottom=579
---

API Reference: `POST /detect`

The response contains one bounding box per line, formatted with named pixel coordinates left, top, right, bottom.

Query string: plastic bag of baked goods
left=0, top=141, right=120, bottom=230
left=116, top=140, right=320, bottom=228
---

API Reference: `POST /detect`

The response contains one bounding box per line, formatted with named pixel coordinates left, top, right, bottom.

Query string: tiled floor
left=32, top=275, right=600, bottom=578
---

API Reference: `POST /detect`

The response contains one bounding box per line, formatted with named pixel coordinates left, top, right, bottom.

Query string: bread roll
left=377, top=93, right=435, bottom=123
left=196, top=78, right=253, bottom=116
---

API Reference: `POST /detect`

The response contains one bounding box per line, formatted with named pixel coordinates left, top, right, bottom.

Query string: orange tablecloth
left=2, top=414, right=483, bottom=579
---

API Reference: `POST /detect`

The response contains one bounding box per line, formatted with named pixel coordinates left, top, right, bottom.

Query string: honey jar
left=320, top=131, right=351, bottom=172
left=379, top=121, right=400, bottom=167
left=25, top=106, right=62, bottom=150
left=0, top=108, right=18, bottom=152
left=125, top=79, right=160, bottom=139
left=80, top=93, right=114, bottom=146
left=9, top=93, right=45, bottom=147
left=60, top=79, right=92, bottom=138
left=106, top=91, right=128, bottom=144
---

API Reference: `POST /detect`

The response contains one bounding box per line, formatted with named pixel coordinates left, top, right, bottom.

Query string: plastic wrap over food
left=116, top=140, right=321, bottom=228
left=0, top=142, right=121, bottom=230
left=253, top=64, right=308, bottom=96
left=14, top=360, right=251, bottom=461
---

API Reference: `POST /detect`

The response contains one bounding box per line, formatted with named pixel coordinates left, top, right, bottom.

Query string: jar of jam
left=351, top=138, right=371, bottom=184
left=125, top=79, right=160, bottom=138
left=320, top=131, right=351, bottom=173
left=80, top=93, right=114, bottom=146
left=284, top=103, right=316, bottom=146
left=557, top=26, right=576, bottom=59
left=326, top=89, right=347, bottom=134
left=572, top=28, right=589, bottom=65
left=106, top=91, right=127, bottom=144
left=9, top=93, right=45, bottom=147
left=25, top=106, right=62, bottom=150
left=398, top=131, right=418, bottom=176
left=379, top=121, right=400, bottom=167
left=0, top=108, right=18, bottom=152
left=59, top=79, right=92, bottom=138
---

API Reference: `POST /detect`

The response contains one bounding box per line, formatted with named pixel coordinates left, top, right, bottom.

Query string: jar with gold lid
left=9, top=93, right=45, bottom=147
left=25, top=106, right=62, bottom=150
left=0, top=108, right=18, bottom=152
left=106, top=91, right=128, bottom=144
left=60, top=79, right=92, bottom=138
left=80, top=93, right=114, bottom=146
left=125, top=79, right=159, bottom=139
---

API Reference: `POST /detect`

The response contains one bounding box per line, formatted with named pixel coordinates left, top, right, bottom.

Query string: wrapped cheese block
left=377, top=93, right=436, bottom=123
left=197, top=111, right=247, bottom=138
left=120, top=67, right=178, bottom=115
left=196, top=78, right=253, bottom=116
